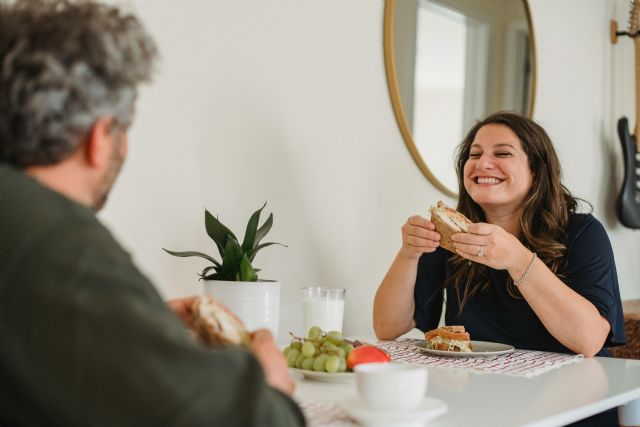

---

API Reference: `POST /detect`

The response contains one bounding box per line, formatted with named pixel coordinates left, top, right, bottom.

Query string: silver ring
left=477, top=247, right=485, bottom=257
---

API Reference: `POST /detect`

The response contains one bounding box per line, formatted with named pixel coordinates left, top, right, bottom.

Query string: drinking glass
left=301, top=287, right=345, bottom=334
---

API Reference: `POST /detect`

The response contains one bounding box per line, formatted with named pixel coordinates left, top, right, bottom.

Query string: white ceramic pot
left=202, top=280, right=280, bottom=335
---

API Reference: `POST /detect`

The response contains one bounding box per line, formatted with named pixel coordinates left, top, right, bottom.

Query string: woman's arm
left=508, top=248, right=610, bottom=357
left=373, top=215, right=440, bottom=340
left=453, top=222, right=611, bottom=357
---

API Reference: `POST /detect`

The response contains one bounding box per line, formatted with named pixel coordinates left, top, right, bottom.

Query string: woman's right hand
left=400, top=215, right=441, bottom=260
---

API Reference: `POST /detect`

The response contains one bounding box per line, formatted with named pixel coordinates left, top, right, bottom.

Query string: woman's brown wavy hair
left=449, top=112, right=579, bottom=310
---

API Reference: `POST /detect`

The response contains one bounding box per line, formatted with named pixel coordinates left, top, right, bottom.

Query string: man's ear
left=84, top=117, right=114, bottom=169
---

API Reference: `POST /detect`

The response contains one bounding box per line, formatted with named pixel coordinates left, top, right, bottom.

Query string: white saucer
left=340, top=396, right=448, bottom=427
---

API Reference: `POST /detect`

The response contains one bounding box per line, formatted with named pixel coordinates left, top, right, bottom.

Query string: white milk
left=302, top=297, right=345, bottom=333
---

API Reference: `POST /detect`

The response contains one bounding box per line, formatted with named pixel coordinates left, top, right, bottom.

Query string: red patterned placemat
left=299, top=401, right=358, bottom=427
left=378, top=338, right=583, bottom=378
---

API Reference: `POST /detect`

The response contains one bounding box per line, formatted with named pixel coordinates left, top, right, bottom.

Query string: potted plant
left=164, top=202, right=285, bottom=333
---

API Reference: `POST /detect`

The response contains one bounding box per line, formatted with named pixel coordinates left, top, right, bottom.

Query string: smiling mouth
left=475, top=177, right=504, bottom=185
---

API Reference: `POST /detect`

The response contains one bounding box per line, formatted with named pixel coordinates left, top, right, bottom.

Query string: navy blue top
left=413, top=213, right=626, bottom=357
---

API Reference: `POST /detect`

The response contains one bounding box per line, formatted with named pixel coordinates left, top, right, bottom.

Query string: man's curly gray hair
left=0, top=0, right=158, bottom=167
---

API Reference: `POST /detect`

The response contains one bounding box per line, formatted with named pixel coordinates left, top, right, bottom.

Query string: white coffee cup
left=354, top=362, right=428, bottom=412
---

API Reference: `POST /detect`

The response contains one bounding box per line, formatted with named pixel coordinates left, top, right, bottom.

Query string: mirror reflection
left=385, top=0, right=536, bottom=196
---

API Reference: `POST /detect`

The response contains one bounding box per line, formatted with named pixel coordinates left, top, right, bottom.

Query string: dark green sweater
left=0, top=165, right=305, bottom=426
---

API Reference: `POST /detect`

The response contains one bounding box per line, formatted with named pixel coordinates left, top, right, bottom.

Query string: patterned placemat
left=300, top=401, right=358, bottom=427
left=378, top=338, right=583, bottom=378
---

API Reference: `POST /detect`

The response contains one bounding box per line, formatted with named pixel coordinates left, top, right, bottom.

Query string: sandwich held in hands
left=425, top=325, right=473, bottom=352
left=429, top=201, right=472, bottom=253
left=191, top=295, right=251, bottom=346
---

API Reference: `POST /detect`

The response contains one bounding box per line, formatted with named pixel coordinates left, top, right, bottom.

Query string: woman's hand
left=400, top=215, right=441, bottom=260
left=451, top=223, right=530, bottom=270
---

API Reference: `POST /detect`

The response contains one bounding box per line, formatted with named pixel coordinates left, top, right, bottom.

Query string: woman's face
left=463, top=124, right=533, bottom=212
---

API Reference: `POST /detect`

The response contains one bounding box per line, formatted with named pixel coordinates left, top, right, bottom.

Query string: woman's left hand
left=451, top=223, right=528, bottom=270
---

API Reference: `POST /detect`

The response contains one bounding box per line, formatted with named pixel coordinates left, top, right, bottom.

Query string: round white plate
left=414, top=340, right=514, bottom=357
left=340, top=396, right=448, bottom=427
left=289, top=368, right=355, bottom=383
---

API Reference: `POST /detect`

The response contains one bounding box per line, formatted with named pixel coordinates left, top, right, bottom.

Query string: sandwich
left=191, top=295, right=251, bottom=346
left=429, top=201, right=472, bottom=253
left=425, top=325, right=473, bottom=352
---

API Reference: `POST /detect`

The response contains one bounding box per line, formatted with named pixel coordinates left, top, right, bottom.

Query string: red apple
left=347, top=345, right=392, bottom=370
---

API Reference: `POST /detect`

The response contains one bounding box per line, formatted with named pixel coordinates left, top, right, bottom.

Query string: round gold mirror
left=384, top=0, right=536, bottom=197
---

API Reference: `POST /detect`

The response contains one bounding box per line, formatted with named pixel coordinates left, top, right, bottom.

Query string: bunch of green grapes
left=282, top=326, right=355, bottom=373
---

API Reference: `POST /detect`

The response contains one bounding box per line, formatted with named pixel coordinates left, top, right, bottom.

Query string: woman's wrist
left=399, top=246, right=422, bottom=262
left=507, top=248, right=535, bottom=284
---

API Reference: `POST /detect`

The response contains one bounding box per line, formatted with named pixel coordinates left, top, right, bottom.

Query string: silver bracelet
left=514, top=252, right=537, bottom=286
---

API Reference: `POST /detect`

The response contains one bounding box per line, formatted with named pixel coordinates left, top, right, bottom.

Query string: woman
left=374, top=113, right=626, bottom=426
left=374, top=112, right=625, bottom=358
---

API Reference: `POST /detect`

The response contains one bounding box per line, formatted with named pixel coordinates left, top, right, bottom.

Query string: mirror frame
left=383, top=0, right=537, bottom=197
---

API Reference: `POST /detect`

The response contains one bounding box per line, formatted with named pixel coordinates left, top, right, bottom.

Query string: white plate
left=414, top=340, right=514, bottom=357
left=289, top=368, right=355, bottom=383
left=340, top=396, right=448, bottom=427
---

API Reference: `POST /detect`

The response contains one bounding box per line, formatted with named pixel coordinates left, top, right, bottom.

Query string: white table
left=293, top=337, right=640, bottom=427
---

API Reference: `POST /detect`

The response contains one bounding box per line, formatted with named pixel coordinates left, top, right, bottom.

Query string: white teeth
left=477, top=177, right=502, bottom=185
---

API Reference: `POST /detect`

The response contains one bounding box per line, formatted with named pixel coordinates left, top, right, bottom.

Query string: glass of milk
left=301, top=287, right=346, bottom=334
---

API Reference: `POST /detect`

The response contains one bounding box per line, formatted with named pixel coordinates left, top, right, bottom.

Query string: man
left=0, top=1, right=304, bottom=425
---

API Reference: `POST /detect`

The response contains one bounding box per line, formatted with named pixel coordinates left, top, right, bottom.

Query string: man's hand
left=249, top=329, right=295, bottom=396
left=167, top=296, right=198, bottom=330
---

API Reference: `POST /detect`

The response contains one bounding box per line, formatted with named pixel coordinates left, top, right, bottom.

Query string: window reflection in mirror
left=386, top=0, right=535, bottom=196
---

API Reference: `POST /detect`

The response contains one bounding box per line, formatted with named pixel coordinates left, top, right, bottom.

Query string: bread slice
left=192, top=295, right=251, bottom=347
left=429, top=201, right=472, bottom=253
left=425, top=325, right=473, bottom=352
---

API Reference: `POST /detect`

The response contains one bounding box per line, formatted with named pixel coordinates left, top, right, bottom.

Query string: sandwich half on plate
left=425, top=325, right=473, bottom=352
left=429, top=201, right=472, bottom=253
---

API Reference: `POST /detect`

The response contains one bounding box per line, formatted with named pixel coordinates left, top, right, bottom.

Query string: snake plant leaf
left=205, top=209, right=237, bottom=257
left=201, top=271, right=223, bottom=281
left=254, top=212, right=273, bottom=248
left=242, top=201, right=266, bottom=253
left=217, top=236, right=244, bottom=281
left=198, top=265, right=219, bottom=278
left=162, top=249, right=221, bottom=267
left=247, top=241, right=288, bottom=262
left=238, top=254, right=258, bottom=282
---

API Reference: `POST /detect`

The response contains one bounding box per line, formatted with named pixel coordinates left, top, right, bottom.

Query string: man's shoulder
left=1, top=164, right=100, bottom=235
left=0, top=164, right=125, bottom=268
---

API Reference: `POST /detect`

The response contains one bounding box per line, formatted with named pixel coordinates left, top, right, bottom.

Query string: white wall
left=100, top=0, right=640, bottom=343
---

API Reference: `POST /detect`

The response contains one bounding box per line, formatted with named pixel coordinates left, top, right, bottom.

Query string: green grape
left=326, top=331, right=343, bottom=346
left=338, top=357, right=347, bottom=373
left=321, top=341, right=339, bottom=353
left=313, top=354, right=329, bottom=372
left=282, top=346, right=291, bottom=357
left=340, top=343, right=354, bottom=356
left=301, top=357, right=315, bottom=371
left=301, top=341, right=316, bottom=358
left=335, top=347, right=346, bottom=358
left=325, top=355, right=340, bottom=373
left=286, top=349, right=300, bottom=367
left=307, top=326, right=322, bottom=339
left=295, top=353, right=305, bottom=369
left=291, top=341, right=302, bottom=351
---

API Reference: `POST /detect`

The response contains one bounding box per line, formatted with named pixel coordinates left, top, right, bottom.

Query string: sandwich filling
left=425, top=325, right=473, bottom=352
left=198, top=297, right=244, bottom=344
left=427, top=336, right=473, bottom=352
left=431, top=201, right=470, bottom=232
left=193, top=295, right=250, bottom=346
